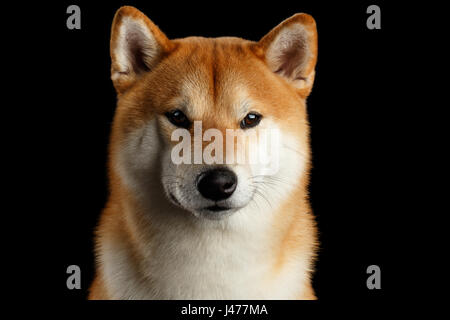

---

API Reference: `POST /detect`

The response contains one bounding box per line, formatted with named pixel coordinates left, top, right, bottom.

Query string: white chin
left=193, top=207, right=239, bottom=220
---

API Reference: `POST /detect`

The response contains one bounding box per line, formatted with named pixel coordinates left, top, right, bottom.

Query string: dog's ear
left=257, top=13, right=318, bottom=96
left=110, top=6, right=173, bottom=94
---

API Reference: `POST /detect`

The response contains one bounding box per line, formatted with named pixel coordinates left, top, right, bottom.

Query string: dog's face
left=109, top=7, right=317, bottom=220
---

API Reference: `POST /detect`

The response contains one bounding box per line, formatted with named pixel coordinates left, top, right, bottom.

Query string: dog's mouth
left=169, top=192, right=230, bottom=211
left=204, top=205, right=231, bottom=212
left=168, top=192, right=181, bottom=206
left=168, top=189, right=245, bottom=220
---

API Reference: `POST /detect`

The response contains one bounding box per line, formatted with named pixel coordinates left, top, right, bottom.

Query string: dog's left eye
left=240, top=112, right=262, bottom=129
left=165, top=109, right=191, bottom=129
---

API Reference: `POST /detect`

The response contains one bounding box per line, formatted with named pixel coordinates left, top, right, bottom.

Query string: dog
left=89, top=5, right=318, bottom=300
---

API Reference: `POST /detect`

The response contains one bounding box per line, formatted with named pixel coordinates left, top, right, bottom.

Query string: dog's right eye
left=165, top=109, right=191, bottom=129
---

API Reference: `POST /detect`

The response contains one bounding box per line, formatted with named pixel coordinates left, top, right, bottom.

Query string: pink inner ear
left=271, top=27, right=309, bottom=81
left=126, top=29, right=152, bottom=74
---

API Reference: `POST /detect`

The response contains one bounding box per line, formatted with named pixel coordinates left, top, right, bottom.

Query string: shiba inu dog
left=89, top=6, right=318, bottom=300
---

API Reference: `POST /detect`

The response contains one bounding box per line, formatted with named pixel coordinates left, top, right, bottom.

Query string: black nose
left=197, top=169, right=237, bottom=201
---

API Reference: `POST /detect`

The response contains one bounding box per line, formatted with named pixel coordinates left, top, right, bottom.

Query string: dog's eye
left=240, top=112, right=262, bottom=129
left=165, top=109, right=191, bottom=129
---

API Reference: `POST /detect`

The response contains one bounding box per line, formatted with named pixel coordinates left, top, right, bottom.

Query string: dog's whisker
left=281, top=144, right=309, bottom=159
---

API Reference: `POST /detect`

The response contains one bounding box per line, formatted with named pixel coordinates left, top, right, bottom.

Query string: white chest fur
left=100, top=207, right=309, bottom=300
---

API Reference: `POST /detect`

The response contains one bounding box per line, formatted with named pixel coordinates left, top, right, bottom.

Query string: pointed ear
left=110, top=6, right=174, bottom=94
left=258, top=13, right=318, bottom=96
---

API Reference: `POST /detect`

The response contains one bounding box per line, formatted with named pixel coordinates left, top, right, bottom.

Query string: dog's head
left=109, top=6, right=317, bottom=220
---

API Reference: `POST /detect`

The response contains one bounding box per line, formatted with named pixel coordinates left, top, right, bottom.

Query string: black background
left=21, top=0, right=408, bottom=312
